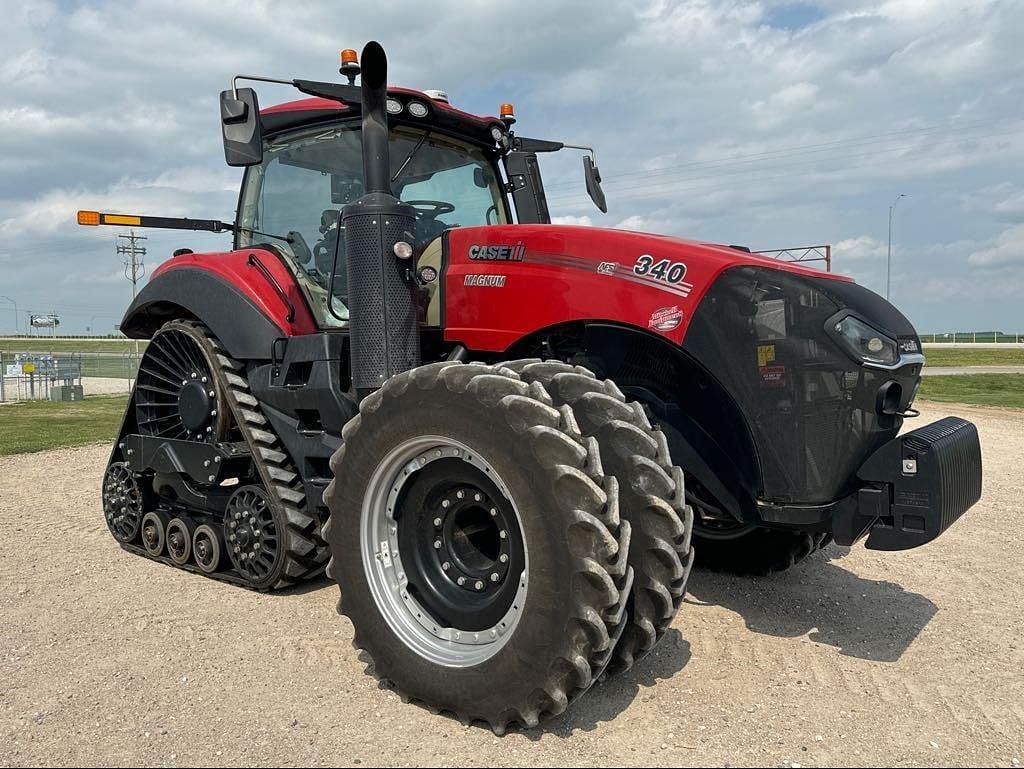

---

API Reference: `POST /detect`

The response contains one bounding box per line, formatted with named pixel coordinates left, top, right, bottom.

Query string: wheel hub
left=432, top=486, right=511, bottom=595
left=178, top=380, right=212, bottom=432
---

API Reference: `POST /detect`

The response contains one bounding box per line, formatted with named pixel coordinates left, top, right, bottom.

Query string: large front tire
left=324, top=362, right=631, bottom=733
left=503, top=361, right=694, bottom=675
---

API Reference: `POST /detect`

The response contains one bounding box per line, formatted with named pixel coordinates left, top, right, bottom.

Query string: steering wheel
left=405, top=200, right=455, bottom=219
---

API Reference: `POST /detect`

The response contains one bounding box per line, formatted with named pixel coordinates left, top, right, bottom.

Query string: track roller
left=193, top=524, right=224, bottom=574
left=140, top=511, right=170, bottom=557
left=166, top=517, right=197, bottom=565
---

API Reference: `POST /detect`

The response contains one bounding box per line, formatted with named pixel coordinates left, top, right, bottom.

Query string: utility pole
left=116, top=231, right=147, bottom=388
left=886, top=193, right=905, bottom=301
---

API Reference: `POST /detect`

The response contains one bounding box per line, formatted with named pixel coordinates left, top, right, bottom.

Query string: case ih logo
left=468, top=243, right=526, bottom=262
left=649, top=305, right=683, bottom=332
left=464, top=274, right=507, bottom=287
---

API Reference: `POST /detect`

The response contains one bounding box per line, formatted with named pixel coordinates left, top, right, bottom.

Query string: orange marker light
left=77, top=210, right=100, bottom=226
left=340, top=48, right=359, bottom=65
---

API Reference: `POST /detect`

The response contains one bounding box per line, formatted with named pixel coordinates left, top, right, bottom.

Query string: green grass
left=918, top=374, right=1024, bottom=409
left=0, top=338, right=146, bottom=354
left=0, top=395, right=128, bottom=456
left=923, top=347, right=1024, bottom=367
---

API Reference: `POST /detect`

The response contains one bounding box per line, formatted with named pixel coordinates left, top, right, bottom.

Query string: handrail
left=246, top=253, right=295, bottom=323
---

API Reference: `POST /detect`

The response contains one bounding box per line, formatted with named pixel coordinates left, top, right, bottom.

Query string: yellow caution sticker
left=757, top=344, right=776, bottom=367
left=22, top=362, right=36, bottom=374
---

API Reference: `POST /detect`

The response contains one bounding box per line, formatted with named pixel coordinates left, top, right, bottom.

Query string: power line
left=116, top=231, right=147, bottom=386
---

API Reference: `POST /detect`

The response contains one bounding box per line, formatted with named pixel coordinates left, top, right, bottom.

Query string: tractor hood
left=443, top=223, right=888, bottom=350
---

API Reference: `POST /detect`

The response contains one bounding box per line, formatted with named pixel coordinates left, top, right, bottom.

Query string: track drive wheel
left=134, top=320, right=229, bottom=444
left=503, top=360, right=694, bottom=675
left=324, top=361, right=632, bottom=734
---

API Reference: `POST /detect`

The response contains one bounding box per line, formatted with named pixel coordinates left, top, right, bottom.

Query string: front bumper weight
left=841, top=416, right=982, bottom=551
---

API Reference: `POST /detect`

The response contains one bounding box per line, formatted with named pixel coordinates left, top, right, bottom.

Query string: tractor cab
left=236, top=101, right=512, bottom=326
left=221, top=51, right=606, bottom=327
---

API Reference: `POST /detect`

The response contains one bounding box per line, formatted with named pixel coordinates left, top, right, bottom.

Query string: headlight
left=386, top=98, right=404, bottom=115
left=831, top=315, right=899, bottom=366
left=407, top=101, right=428, bottom=118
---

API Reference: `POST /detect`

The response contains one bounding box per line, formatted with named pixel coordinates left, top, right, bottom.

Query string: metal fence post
left=0, top=350, right=5, bottom=402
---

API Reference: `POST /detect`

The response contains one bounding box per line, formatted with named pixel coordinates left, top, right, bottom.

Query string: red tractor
left=84, top=43, right=981, bottom=733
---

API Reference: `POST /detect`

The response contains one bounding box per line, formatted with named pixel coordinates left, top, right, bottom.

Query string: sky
left=0, top=0, right=1022, bottom=335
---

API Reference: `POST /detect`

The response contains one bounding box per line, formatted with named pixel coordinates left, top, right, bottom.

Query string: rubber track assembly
left=114, top=320, right=328, bottom=591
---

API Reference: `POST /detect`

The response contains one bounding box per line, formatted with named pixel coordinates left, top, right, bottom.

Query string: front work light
left=831, top=315, right=900, bottom=366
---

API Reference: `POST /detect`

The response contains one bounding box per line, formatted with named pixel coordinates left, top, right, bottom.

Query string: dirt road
left=2, top=402, right=1022, bottom=767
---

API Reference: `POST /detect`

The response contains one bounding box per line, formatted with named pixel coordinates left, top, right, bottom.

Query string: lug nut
left=456, top=490, right=465, bottom=499
left=490, top=508, right=497, bottom=517
left=475, top=581, right=484, bottom=591
left=457, top=576, right=466, bottom=586
left=433, top=540, right=442, bottom=549
left=474, top=493, right=482, bottom=502
left=441, top=500, right=450, bottom=509
left=442, top=562, right=451, bottom=571
left=499, top=530, right=507, bottom=539
left=499, top=553, right=508, bottom=563
left=250, top=517, right=257, bottom=525
left=490, top=572, right=500, bottom=582
left=433, top=517, right=442, bottom=527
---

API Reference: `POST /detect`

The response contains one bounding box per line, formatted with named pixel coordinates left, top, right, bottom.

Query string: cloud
left=0, top=0, right=1022, bottom=333
left=967, top=225, right=1024, bottom=268
left=551, top=215, right=593, bottom=227
left=834, top=235, right=887, bottom=261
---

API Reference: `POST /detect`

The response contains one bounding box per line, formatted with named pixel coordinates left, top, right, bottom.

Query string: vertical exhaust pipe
left=343, top=41, right=420, bottom=400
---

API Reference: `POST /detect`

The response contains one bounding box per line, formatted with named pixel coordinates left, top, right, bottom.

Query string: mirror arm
left=230, top=74, right=294, bottom=100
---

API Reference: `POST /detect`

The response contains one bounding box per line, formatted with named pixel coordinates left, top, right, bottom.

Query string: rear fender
left=120, top=249, right=316, bottom=359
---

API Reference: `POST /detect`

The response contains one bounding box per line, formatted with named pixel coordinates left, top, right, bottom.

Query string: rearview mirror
left=583, top=155, right=607, bottom=213
left=219, top=87, right=263, bottom=167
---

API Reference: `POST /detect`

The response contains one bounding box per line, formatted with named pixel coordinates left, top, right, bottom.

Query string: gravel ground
left=1, top=401, right=1022, bottom=767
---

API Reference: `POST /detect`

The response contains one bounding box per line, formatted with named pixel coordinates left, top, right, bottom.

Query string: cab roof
left=259, top=88, right=505, bottom=149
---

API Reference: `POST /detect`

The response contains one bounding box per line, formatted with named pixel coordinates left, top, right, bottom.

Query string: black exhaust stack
left=343, top=41, right=420, bottom=400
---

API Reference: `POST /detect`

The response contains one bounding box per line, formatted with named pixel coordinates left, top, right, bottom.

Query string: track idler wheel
left=224, top=485, right=285, bottom=589
left=102, top=462, right=146, bottom=544
left=324, top=361, right=632, bottom=734
left=166, top=517, right=196, bottom=566
left=140, top=511, right=170, bottom=557
left=193, top=524, right=223, bottom=574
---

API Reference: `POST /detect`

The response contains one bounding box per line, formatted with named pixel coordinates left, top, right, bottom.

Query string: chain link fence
left=0, top=350, right=140, bottom=403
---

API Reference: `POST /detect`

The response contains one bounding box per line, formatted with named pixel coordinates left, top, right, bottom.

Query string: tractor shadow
left=536, top=628, right=692, bottom=739
left=684, top=547, right=938, bottom=663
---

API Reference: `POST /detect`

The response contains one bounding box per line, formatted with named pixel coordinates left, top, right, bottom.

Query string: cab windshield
left=237, top=122, right=508, bottom=326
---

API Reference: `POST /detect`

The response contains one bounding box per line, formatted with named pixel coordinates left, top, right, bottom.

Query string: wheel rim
left=102, top=463, right=144, bottom=543
left=361, top=436, right=528, bottom=668
left=135, top=326, right=226, bottom=444
left=224, top=486, right=281, bottom=584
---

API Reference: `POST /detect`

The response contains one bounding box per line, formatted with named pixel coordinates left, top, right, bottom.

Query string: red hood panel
left=443, top=224, right=849, bottom=352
